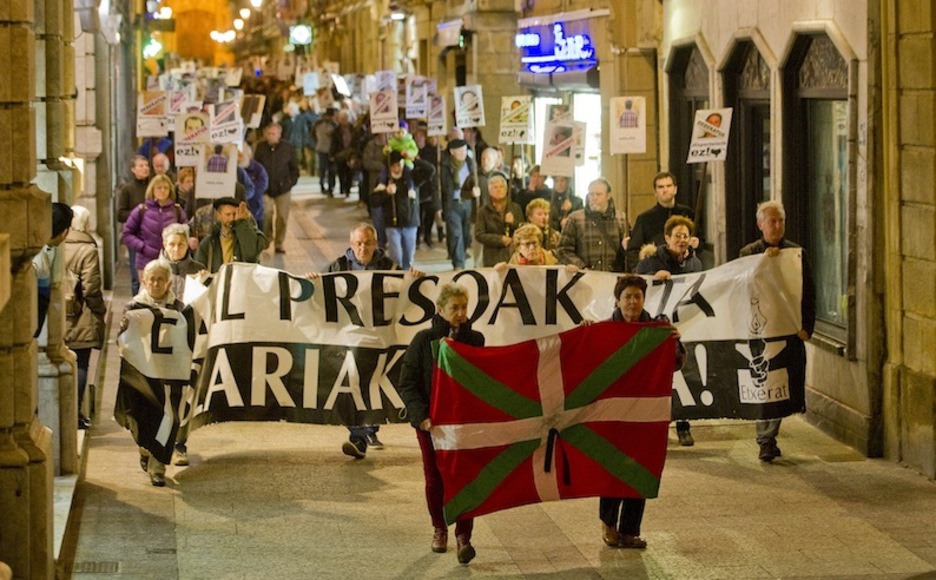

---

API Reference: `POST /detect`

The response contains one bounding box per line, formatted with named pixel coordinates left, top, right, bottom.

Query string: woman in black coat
left=398, top=283, right=484, bottom=565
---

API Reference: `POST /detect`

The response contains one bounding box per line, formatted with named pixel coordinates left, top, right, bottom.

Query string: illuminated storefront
left=516, top=10, right=609, bottom=193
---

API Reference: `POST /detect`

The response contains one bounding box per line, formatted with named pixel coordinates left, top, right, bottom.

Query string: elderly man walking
left=739, top=200, right=816, bottom=462
left=556, top=177, right=628, bottom=272
left=254, top=122, right=300, bottom=254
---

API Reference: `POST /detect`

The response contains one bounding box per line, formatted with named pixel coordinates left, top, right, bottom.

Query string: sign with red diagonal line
left=430, top=321, right=676, bottom=524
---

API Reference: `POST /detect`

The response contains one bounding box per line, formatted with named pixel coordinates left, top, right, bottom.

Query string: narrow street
left=59, top=178, right=936, bottom=579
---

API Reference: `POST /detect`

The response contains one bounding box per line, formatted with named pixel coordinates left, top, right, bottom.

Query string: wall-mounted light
left=239, top=8, right=250, bottom=19
left=389, top=11, right=406, bottom=21
left=143, top=38, right=163, bottom=58
left=249, top=0, right=262, bottom=8
left=154, top=6, right=171, bottom=19
left=234, top=18, right=244, bottom=31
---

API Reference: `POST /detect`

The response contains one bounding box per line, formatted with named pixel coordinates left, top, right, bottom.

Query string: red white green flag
left=431, top=321, right=675, bottom=524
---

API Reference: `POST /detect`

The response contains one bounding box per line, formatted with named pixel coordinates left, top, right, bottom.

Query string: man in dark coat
left=626, top=171, right=700, bottom=271
left=254, top=123, right=299, bottom=254
left=439, top=139, right=478, bottom=270
left=739, top=200, right=816, bottom=462
left=116, top=155, right=152, bottom=294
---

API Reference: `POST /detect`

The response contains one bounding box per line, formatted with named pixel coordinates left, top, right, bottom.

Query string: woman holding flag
left=600, top=275, right=685, bottom=549
left=398, top=283, right=485, bottom=565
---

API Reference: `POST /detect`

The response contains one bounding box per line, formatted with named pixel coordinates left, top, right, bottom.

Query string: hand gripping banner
left=430, top=321, right=675, bottom=524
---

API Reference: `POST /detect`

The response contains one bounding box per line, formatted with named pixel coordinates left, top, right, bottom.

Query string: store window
left=723, top=42, right=771, bottom=258
left=783, top=34, right=850, bottom=341
left=668, top=45, right=710, bottom=248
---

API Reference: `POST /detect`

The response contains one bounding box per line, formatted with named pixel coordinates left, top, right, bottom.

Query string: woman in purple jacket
left=122, top=174, right=187, bottom=281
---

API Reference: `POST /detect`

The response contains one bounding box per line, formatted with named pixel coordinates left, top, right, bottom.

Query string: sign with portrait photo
left=405, top=76, right=430, bottom=119
left=195, top=142, right=238, bottom=198
left=369, top=89, right=399, bottom=134
left=427, top=95, right=447, bottom=137
left=209, top=99, right=243, bottom=143
left=175, top=111, right=211, bottom=167
left=136, top=91, right=168, bottom=137
left=687, top=107, right=733, bottom=163
left=499, top=96, right=533, bottom=144
left=454, top=85, right=485, bottom=128
left=540, top=119, right=576, bottom=177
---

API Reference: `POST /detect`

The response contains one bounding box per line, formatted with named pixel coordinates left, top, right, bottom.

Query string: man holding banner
left=740, top=201, right=815, bottom=462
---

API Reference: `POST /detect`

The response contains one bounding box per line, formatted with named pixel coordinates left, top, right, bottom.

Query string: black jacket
left=635, top=244, right=703, bottom=277
left=626, top=203, right=698, bottom=271
left=371, top=158, right=434, bottom=228
left=439, top=154, right=477, bottom=213
left=739, top=238, right=816, bottom=336
left=254, top=140, right=299, bottom=198
left=398, top=314, right=485, bottom=427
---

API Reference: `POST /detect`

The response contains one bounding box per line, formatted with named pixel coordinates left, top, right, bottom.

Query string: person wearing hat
left=372, top=151, right=435, bottom=270
left=439, top=138, right=479, bottom=269
left=195, top=197, right=266, bottom=273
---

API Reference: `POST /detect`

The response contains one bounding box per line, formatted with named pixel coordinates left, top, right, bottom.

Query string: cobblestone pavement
left=60, top=178, right=936, bottom=579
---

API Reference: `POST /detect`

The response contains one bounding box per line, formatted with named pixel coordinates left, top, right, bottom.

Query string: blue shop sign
left=516, top=19, right=597, bottom=74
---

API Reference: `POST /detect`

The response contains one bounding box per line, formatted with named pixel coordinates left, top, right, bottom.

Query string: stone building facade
left=310, top=0, right=935, bottom=478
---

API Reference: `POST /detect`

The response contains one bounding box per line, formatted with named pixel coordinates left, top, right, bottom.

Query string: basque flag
left=431, top=321, right=676, bottom=524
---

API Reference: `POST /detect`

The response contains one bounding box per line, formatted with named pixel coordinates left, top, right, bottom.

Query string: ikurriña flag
left=430, top=321, right=676, bottom=525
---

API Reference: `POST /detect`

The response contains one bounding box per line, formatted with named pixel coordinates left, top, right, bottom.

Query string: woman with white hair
left=160, top=223, right=205, bottom=302
left=63, top=205, right=106, bottom=430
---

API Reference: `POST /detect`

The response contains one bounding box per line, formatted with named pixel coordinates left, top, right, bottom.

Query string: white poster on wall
left=609, top=96, right=647, bottom=155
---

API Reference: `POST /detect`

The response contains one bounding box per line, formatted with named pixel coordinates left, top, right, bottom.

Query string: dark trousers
left=416, top=428, right=473, bottom=538
left=75, top=348, right=91, bottom=411
left=128, top=246, right=140, bottom=296
left=317, top=152, right=335, bottom=194
left=419, top=202, right=438, bottom=244
left=348, top=426, right=378, bottom=451
left=599, top=497, right=646, bottom=536
left=337, top=162, right=354, bottom=195
left=445, top=200, right=473, bottom=269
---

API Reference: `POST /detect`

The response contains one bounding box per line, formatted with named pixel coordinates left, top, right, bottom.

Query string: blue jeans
left=128, top=246, right=140, bottom=296
left=445, top=200, right=473, bottom=269
left=371, top=206, right=387, bottom=249
left=348, top=425, right=378, bottom=451
left=386, top=226, right=418, bottom=270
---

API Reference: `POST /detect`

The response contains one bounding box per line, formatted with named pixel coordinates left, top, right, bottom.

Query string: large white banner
left=163, top=252, right=806, bottom=432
